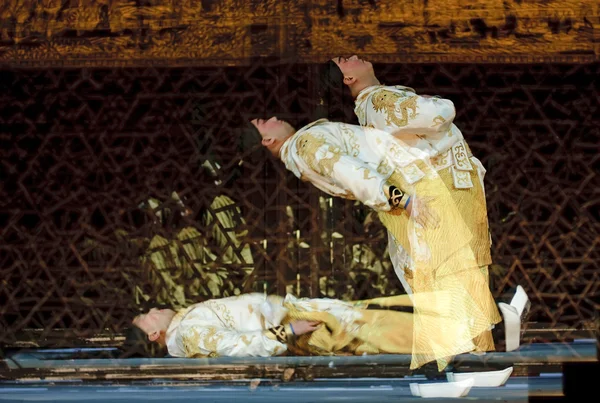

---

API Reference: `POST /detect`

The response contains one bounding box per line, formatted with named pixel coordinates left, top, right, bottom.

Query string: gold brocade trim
left=451, top=167, right=474, bottom=189
left=399, top=163, right=425, bottom=184
left=388, top=142, right=417, bottom=167
left=431, top=141, right=476, bottom=188
left=376, top=157, right=393, bottom=176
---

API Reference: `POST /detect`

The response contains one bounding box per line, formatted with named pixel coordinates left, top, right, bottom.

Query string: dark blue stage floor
left=0, top=376, right=562, bottom=402
left=1, top=340, right=597, bottom=402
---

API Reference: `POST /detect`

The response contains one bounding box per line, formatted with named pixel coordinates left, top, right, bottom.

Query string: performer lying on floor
left=132, top=292, right=421, bottom=358
left=133, top=289, right=528, bottom=365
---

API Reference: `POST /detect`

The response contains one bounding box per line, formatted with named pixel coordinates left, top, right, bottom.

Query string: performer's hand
left=290, top=320, right=321, bottom=336
left=406, top=196, right=439, bottom=229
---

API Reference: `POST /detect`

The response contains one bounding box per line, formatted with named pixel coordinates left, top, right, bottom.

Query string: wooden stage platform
left=1, top=337, right=597, bottom=402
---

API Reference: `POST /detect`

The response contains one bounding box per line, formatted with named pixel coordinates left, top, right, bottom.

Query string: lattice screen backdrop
left=0, top=62, right=598, bottom=351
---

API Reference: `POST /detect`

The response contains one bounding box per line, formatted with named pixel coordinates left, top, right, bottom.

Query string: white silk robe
left=354, top=85, right=487, bottom=191
left=165, top=293, right=362, bottom=358
left=279, top=119, right=441, bottom=290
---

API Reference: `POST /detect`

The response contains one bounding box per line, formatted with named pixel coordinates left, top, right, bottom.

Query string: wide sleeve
left=295, top=132, right=408, bottom=212
left=364, top=88, right=455, bottom=136
left=179, top=324, right=289, bottom=358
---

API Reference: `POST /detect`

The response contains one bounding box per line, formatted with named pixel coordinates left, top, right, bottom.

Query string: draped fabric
left=278, top=119, right=500, bottom=370
left=353, top=84, right=501, bottom=370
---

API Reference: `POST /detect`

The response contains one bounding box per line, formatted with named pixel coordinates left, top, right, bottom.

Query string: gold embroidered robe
left=279, top=119, right=467, bottom=293
left=354, top=86, right=501, bottom=369
left=354, top=85, right=493, bottom=268
left=280, top=119, right=500, bottom=370
left=164, top=293, right=419, bottom=358
left=280, top=119, right=398, bottom=212
left=166, top=294, right=289, bottom=358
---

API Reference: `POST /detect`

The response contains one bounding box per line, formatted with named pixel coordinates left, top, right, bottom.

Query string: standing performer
left=318, top=55, right=515, bottom=360
left=247, top=117, right=502, bottom=371
left=320, top=55, right=491, bottom=290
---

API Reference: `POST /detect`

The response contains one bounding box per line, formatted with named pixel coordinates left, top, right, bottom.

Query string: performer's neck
left=275, top=135, right=294, bottom=159
left=350, top=77, right=380, bottom=98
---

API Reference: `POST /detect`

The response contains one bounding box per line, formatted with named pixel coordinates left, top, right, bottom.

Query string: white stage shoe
left=498, top=285, right=531, bottom=352
left=446, top=366, right=513, bottom=387
left=410, top=378, right=474, bottom=398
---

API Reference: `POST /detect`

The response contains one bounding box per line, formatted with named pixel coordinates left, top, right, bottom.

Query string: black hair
left=236, top=121, right=270, bottom=169
left=121, top=303, right=174, bottom=358
left=238, top=121, right=263, bottom=154
left=121, top=325, right=168, bottom=358
left=315, top=60, right=357, bottom=123
left=317, top=60, right=345, bottom=110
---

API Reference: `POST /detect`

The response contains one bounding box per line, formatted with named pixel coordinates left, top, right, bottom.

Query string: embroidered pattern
left=451, top=141, right=473, bottom=171
left=203, top=300, right=236, bottom=328
left=362, top=167, right=376, bottom=180
left=296, top=132, right=342, bottom=177
left=451, top=166, right=474, bottom=189
left=431, top=115, right=446, bottom=127
left=340, top=124, right=360, bottom=157
left=431, top=149, right=452, bottom=171
left=399, top=163, right=426, bottom=184
left=355, top=104, right=367, bottom=126
left=182, top=326, right=224, bottom=356
left=376, top=157, right=393, bottom=176
left=388, top=142, right=416, bottom=166
left=240, top=334, right=253, bottom=346
left=371, top=90, right=418, bottom=128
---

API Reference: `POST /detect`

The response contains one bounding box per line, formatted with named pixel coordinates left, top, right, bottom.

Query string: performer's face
left=133, top=307, right=175, bottom=344
left=332, top=55, right=374, bottom=85
left=251, top=116, right=295, bottom=141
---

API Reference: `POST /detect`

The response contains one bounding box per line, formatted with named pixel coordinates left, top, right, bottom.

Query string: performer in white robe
left=248, top=117, right=502, bottom=371
left=323, top=55, right=492, bottom=292
left=133, top=292, right=428, bottom=358
left=316, top=57, right=529, bottom=366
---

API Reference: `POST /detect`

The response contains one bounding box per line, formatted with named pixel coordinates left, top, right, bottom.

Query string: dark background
left=0, top=62, right=598, bottom=348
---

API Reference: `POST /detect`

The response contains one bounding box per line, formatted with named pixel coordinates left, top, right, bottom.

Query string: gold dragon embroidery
left=182, top=327, right=224, bottom=356
left=371, top=90, right=418, bottom=128
left=296, top=132, right=342, bottom=177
